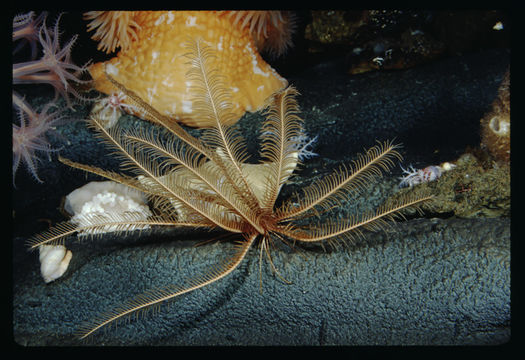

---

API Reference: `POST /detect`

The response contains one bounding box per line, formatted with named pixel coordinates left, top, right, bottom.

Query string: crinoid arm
left=278, top=193, right=433, bottom=247
left=276, top=140, right=403, bottom=221
left=103, top=39, right=269, bottom=234
left=76, top=233, right=257, bottom=339
left=103, top=69, right=211, bottom=158
left=258, top=86, right=303, bottom=210
left=82, top=115, right=252, bottom=233
left=184, top=38, right=263, bottom=213
left=25, top=211, right=209, bottom=251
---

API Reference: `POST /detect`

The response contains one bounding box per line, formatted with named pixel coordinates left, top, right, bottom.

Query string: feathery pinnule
left=27, top=38, right=433, bottom=340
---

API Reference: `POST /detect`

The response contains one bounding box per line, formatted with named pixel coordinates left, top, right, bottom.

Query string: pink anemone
left=13, top=12, right=91, bottom=108
left=12, top=98, right=65, bottom=184
left=12, top=12, right=91, bottom=184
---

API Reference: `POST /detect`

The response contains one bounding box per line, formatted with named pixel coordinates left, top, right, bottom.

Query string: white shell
left=39, top=245, right=73, bottom=283
left=65, top=181, right=153, bottom=235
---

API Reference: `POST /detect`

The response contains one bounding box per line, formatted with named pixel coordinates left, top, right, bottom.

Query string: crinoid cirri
left=27, top=38, right=433, bottom=339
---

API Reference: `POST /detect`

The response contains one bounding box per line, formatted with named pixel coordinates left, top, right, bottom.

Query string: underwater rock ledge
left=12, top=48, right=510, bottom=346
left=13, top=217, right=509, bottom=346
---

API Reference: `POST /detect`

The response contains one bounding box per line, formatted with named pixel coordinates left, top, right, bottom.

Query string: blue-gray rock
left=12, top=48, right=510, bottom=346
left=13, top=217, right=509, bottom=345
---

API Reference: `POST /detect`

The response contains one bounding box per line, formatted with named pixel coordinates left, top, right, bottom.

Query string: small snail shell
left=39, top=245, right=73, bottom=283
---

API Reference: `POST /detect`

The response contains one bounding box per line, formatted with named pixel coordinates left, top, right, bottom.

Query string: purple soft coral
left=12, top=12, right=91, bottom=185
left=12, top=98, right=65, bottom=184
left=12, top=11, right=46, bottom=59
left=13, top=12, right=91, bottom=108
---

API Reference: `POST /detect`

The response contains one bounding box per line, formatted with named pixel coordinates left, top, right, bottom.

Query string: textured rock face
left=13, top=218, right=510, bottom=345
left=12, top=47, right=510, bottom=345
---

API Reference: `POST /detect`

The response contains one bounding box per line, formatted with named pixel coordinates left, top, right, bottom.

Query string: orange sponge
left=85, top=11, right=290, bottom=127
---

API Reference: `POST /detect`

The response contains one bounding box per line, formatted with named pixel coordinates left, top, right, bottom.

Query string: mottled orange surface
left=88, top=11, right=288, bottom=127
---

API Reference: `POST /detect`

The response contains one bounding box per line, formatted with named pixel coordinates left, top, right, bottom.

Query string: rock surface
left=13, top=217, right=510, bottom=346
left=12, top=48, right=510, bottom=346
